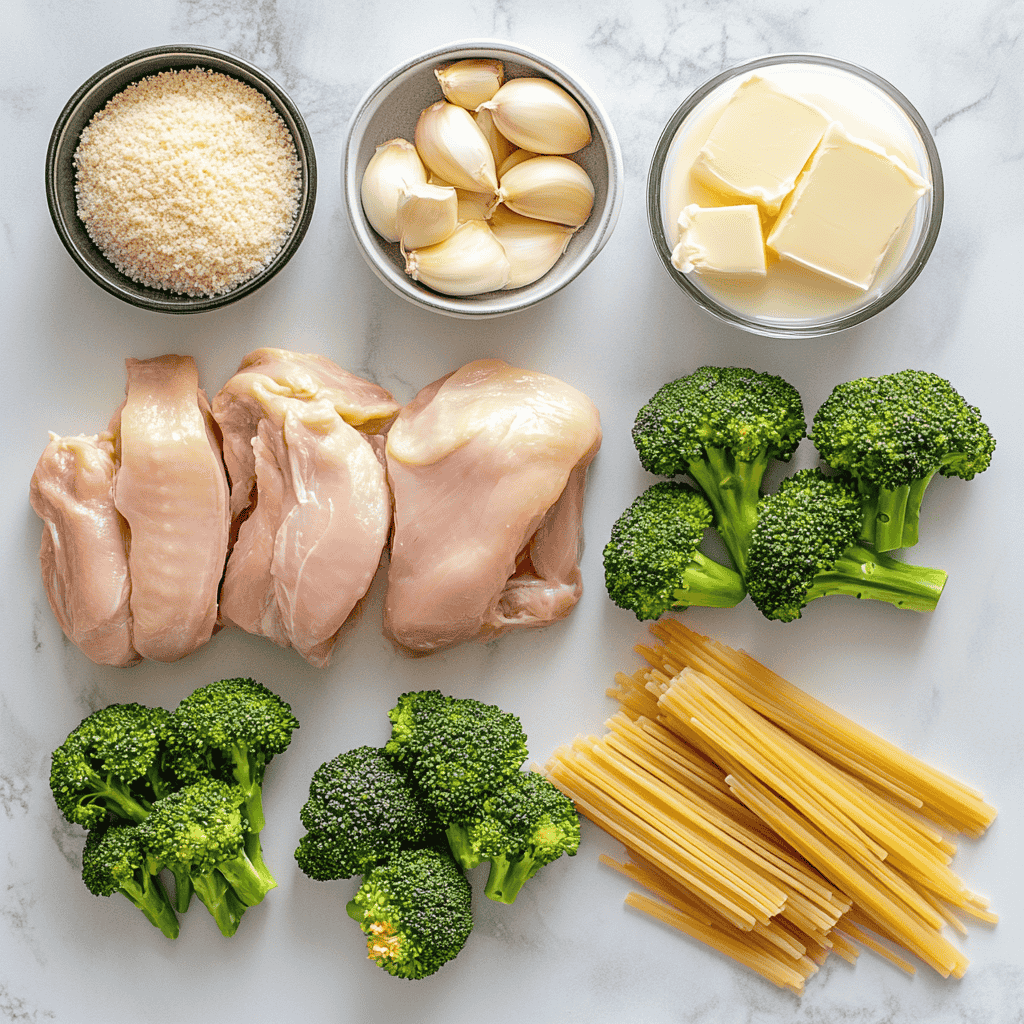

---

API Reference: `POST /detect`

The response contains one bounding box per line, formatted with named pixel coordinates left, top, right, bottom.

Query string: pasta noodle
left=544, top=620, right=996, bottom=991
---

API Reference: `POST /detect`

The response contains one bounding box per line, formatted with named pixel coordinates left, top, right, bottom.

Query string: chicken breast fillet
left=213, top=348, right=399, bottom=667
left=29, top=433, right=139, bottom=667
left=383, top=359, right=602, bottom=653
left=111, top=355, right=230, bottom=662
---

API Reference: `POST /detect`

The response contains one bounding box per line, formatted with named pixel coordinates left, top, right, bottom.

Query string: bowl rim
left=646, top=52, right=944, bottom=339
left=343, top=37, right=624, bottom=319
left=45, top=43, right=318, bottom=314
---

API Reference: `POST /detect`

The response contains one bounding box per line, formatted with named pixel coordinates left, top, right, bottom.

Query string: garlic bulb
left=497, top=156, right=594, bottom=227
left=473, top=106, right=516, bottom=169
left=478, top=78, right=592, bottom=155
left=360, top=138, right=428, bottom=242
left=397, top=183, right=458, bottom=250
left=435, top=59, right=505, bottom=109
left=498, top=149, right=537, bottom=178
left=488, top=205, right=575, bottom=289
left=405, top=220, right=511, bottom=296
left=414, top=102, right=498, bottom=194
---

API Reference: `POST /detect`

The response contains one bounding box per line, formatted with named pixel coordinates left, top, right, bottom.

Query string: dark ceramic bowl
left=45, top=44, right=317, bottom=314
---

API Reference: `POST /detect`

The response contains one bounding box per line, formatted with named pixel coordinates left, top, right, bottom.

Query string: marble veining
left=2, top=0, right=1022, bottom=1022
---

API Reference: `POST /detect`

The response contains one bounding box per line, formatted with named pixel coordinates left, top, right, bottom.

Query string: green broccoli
left=631, top=366, right=806, bottom=577
left=445, top=770, right=580, bottom=904
left=137, top=778, right=275, bottom=935
left=384, top=691, right=528, bottom=822
left=49, top=704, right=175, bottom=828
left=746, top=469, right=948, bottom=622
left=295, top=746, right=439, bottom=881
left=168, top=677, right=299, bottom=888
left=346, top=846, right=473, bottom=980
left=81, top=821, right=179, bottom=939
left=810, top=370, right=996, bottom=551
left=603, top=482, right=747, bottom=620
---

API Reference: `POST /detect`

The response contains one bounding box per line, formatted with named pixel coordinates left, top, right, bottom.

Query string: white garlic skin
left=360, top=138, right=428, bottom=242
left=404, top=220, right=511, bottom=296
left=435, top=59, right=505, bottom=110
left=497, top=155, right=595, bottom=227
left=414, top=102, right=498, bottom=194
left=397, top=183, right=459, bottom=250
left=478, top=78, right=592, bottom=155
left=488, top=204, right=576, bottom=289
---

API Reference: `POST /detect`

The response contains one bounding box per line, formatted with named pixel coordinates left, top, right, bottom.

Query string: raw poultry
left=383, top=359, right=602, bottom=653
left=212, top=348, right=400, bottom=667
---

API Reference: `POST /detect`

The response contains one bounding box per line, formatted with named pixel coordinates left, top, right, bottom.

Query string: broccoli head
left=746, top=469, right=948, bottom=622
left=82, top=821, right=179, bottom=939
left=603, top=482, right=747, bottom=620
left=50, top=703, right=175, bottom=828
left=384, top=690, right=528, bottom=822
left=346, top=846, right=473, bottom=980
left=445, top=770, right=580, bottom=904
left=295, top=746, right=439, bottom=881
left=632, top=366, right=806, bottom=576
left=810, top=370, right=996, bottom=551
left=138, top=777, right=275, bottom=935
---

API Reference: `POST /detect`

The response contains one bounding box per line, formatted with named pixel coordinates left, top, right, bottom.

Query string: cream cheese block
left=671, top=204, right=766, bottom=276
left=766, top=122, right=931, bottom=291
left=691, top=75, right=831, bottom=216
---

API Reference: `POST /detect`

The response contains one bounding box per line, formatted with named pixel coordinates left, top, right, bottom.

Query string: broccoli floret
left=81, top=821, right=179, bottom=939
left=138, top=778, right=275, bottom=935
left=50, top=704, right=175, bottom=828
left=346, top=846, right=472, bottom=980
left=385, top=691, right=528, bottom=822
left=746, top=469, right=948, bottom=622
left=295, top=746, right=439, bottom=881
left=632, top=366, right=806, bottom=577
left=603, top=482, right=747, bottom=620
left=810, top=370, right=996, bottom=551
left=168, top=677, right=298, bottom=889
left=445, top=771, right=580, bottom=904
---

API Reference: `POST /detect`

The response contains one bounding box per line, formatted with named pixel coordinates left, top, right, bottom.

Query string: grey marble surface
left=2, top=1, right=1023, bottom=1022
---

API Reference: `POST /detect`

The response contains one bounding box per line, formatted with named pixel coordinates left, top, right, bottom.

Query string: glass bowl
left=647, top=53, right=943, bottom=339
left=343, top=39, right=623, bottom=319
left=45, top=44, right=317, bottom=314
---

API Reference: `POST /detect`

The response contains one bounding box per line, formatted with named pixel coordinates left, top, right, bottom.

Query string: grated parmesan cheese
left=74, top=68, right=302, bottom=298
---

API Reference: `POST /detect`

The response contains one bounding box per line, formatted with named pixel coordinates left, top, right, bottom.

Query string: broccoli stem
left=676, top=552, right=747, bottom=609
left=215, top=850, right=276, bottom=907
left=685, top=448, right=767, bottom=578
left=444, top=824, right=486, bottom=872
left=901, top=470, right=938, bottom=549
left=191, top=870, right=247, bottom=937
left=120, top=872, right=180, bottom=940
left=483, top=852, right=536, bottom=905
left=804, top=545, right=947, bottom=612
left=92, top=777, right=153, bottom=824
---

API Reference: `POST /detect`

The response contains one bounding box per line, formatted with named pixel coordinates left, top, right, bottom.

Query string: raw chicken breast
left=111, top=355, right=230, bottom=662
left=29, top=433, right=138, bottom=667
left=383, top=359, right=602, bottom=653
left=213, top=348, right=399, bottom=667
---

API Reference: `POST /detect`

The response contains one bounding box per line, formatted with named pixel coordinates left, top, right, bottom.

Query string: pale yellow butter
left=691, top=75, right=831, bottom=216
left=671, top=204, right=766, bottom=276
left=766, top=122, right=931, bottom=291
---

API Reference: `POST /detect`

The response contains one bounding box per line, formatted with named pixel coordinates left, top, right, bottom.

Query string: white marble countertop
left=3, top=1, right=1022, bottom=1022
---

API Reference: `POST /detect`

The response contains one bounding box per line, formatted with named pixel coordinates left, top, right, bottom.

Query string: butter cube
left=671, top=204, right=767, bottom=276
left=766, top=123, right=931, bottom=291
left=692, top=75, right=831, bottom=216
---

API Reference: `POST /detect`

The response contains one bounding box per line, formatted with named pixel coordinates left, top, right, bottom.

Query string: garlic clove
left=427, top=172, right=497, bottom=223
left=360, top=138, right=428, bottom=242
left=473, top=106, right=516, bottom=169
left=489, top=204, right=575, bottom=289
left=414, top=101, right=498, bottom=194
left=397, top=182, right=459, bottom=250
left=478, top=78, right=592, bottom=155
left=497, top=149, right=538, bottom=178
left=496, top=155, right=595, bottom=227
left=435, top=59, right=505, bottom=110
left=404, top=220, right=511, bottom=296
